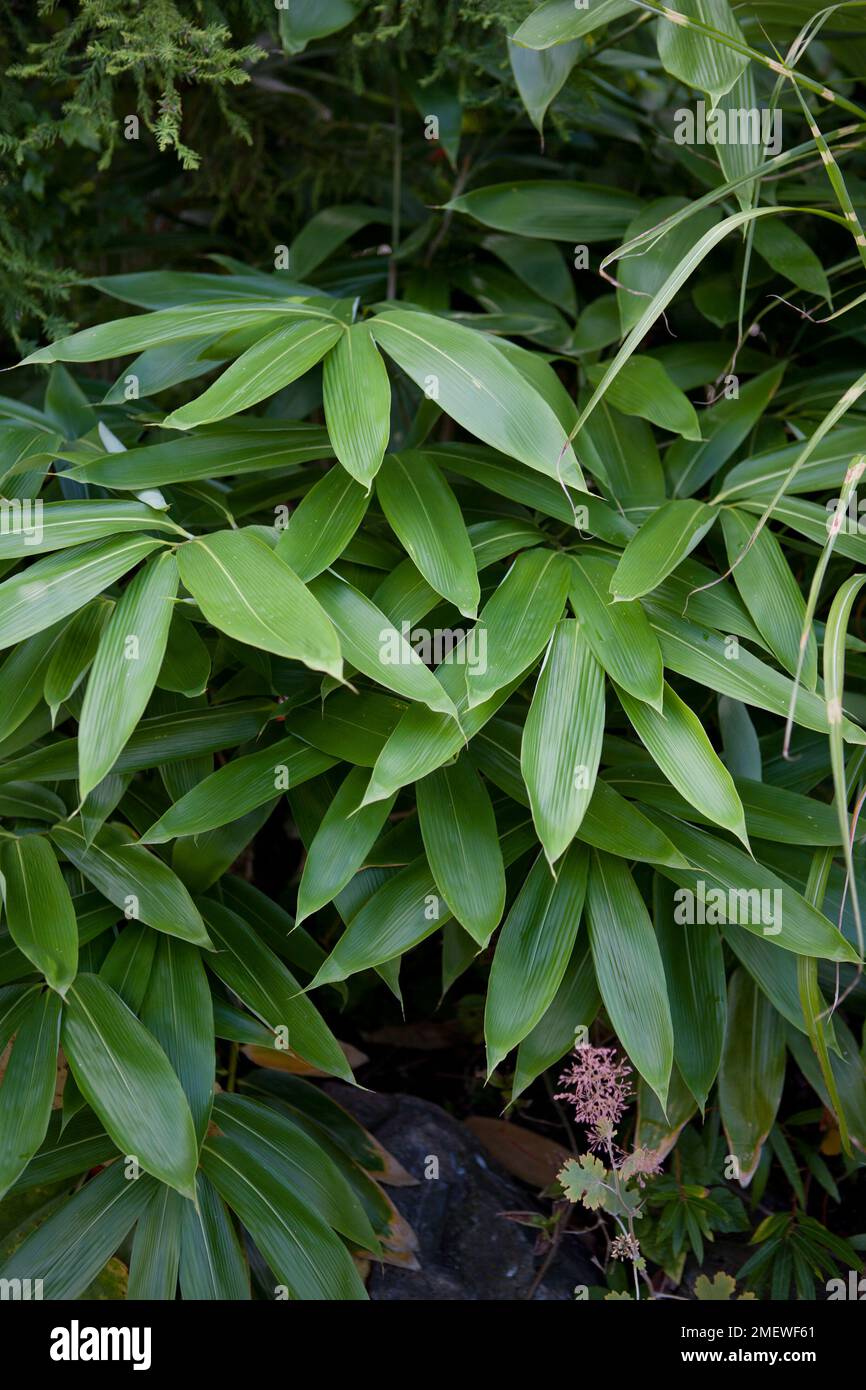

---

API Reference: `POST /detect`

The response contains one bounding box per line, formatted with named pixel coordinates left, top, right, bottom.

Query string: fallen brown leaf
left=465, top=1117, right=571, bottom=1188
left=242, top=1041, right=368, bottom=1076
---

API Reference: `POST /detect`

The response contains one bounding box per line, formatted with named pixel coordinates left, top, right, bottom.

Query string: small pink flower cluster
left=555, top=1044, right=633, bottom=1153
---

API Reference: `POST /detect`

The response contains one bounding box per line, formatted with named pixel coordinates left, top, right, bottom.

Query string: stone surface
left=325, top=1084, right=597, bottom=1301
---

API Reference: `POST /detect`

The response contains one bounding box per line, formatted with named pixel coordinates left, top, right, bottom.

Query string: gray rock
left=325, top=1084, right=597, bottom=1301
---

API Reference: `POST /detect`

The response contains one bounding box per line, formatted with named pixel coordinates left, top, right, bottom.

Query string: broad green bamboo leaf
left=309, top=818, right=536, bottom=987
left=236, top=1072, right=385, bottom=1176
left=141, top=936, right=214, bottom=1145
left=568, top=554, right=663, bottom=708
left=718, top=968, right=785, bottom=1186
left=99, top=922, right=156, bottom=1011
left=0, top=536, right=163, bottom=652
left=617, top=198, right=720, bottom=335
left=220, top=876, right=328, bottom=983
left=579, top=781, right=689, bottom=869
left=296, top=766, right=397, bottom=926
left=0, top=622, right=66, bottom=744
left=171, top=800, right=275, bottom=895
left=416, top=755, right=506, bottom=945
left=714, top=425, right=865, bottom=504
left=666, top=365, right=786, bottom=499
left=0, top=700, right=273, bottom=786
left=102, top=335, right=227, bottom=404
left=0, top=500, right=179, bottom=559
left=577, top=206, right=786, bottom=441
left=88, top=268, right=314, bottom=307
left=0, top=983, right=38, bottom=1054
left=586, top=850, right=674, bottom=1108
left=200, top=900, right=353, bottom=1082
left=618, top=682, right=749, bottom=848
left=213, top=1094, right=378, bottom=1252
left=0, top=782, right=66, bottom=821
left=445, top=182, right=641, bottom=242
left=585, top=355, right=701, bottom=440
left=466, top=548, right=569, bottom=708
left=20, top=301, right=334, bottom=366
left=472, top=717, right=689, bottom=869
left=375, top=452, right=480, bottom=617
left=163, top=319, right=343, bottom=430
left=752, top=216, right=832, bottom=304
left=521, top=619, right=604, bottom=864
left=179, top=1172, right=250, bottom=1300
left=507, top=36, right=578, bottom=134
left=652, top=815, right=860, bottom=963
left=495, top=338, right=577, bottom=430
left=422, top=441, right=630, bottom=543
left=309, top=570, right=460, bottom=718
left=579, top=403, right=663, bottom=511
left=512, top=0, right=633, bottom=47
left=788, top=1013, right=866, bottom=1155
left=293, top=690, right=403, bottom=768
left=823, top=573, right=866, bottom=963
left=374, top=516, right=545, bottom=628
left=277, top=0, right=359, bottom=49
left=406, top=74, right=462, bottom=167
left=62, top=973, right=199, bottom=1198
left=370, top=311, right=585, bottom=487
left=511, top=941, right=600, bottom=1100
left=9, top=1108, right=117, bottom=1192
left=610, top=500, right=718, bottom=601
left=127, top=1183, right=183, bottom=1300
left=649, top=610, right=866, bottom=743
left=157, top=612, right=211, bottom=697
left=0, top=990, right=62, bottom=1199
left=485, top=843, right=588, bottom=1074
left=322, top=322, right=391, bottom=487
left=78, top=551, right=178, bottom=800
left=483, top=234, right=576, bottom=315
left=176, top=530, right=342, bottom=681
left=713, top=67, right=762, bottom=212
left=654, top=874, right=725, bottom=1112
left=361, top=651, right=524, bottom=806
left=43, top=599, right=111, bottom=721
left=608, top=765, right=845, bottom=846
left=201, top=1133, right=366, bottom=1300
left=0, top=836, right=78, bottom=993
left=69, top=422, right=333, bottom=489
left=721, top=507, right=816, bottom=687
left=0, top=1161, right=155, bottom=1299
left=647, top=556, right=764, bottom=646
left=275, top=466, right=369, bottom=580
left=142, top=736, right=332, bottom=843
left=723, top=919, right=813, bottom=1037
left=718, top=696, right=761, bottom=780
left=51, top=821, right=212, bottom=948
left=657, top=0, right=749, bottom=107
left=739, top=494, right=866, bottom=567
left=287, top=204, right=383, bottom=275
